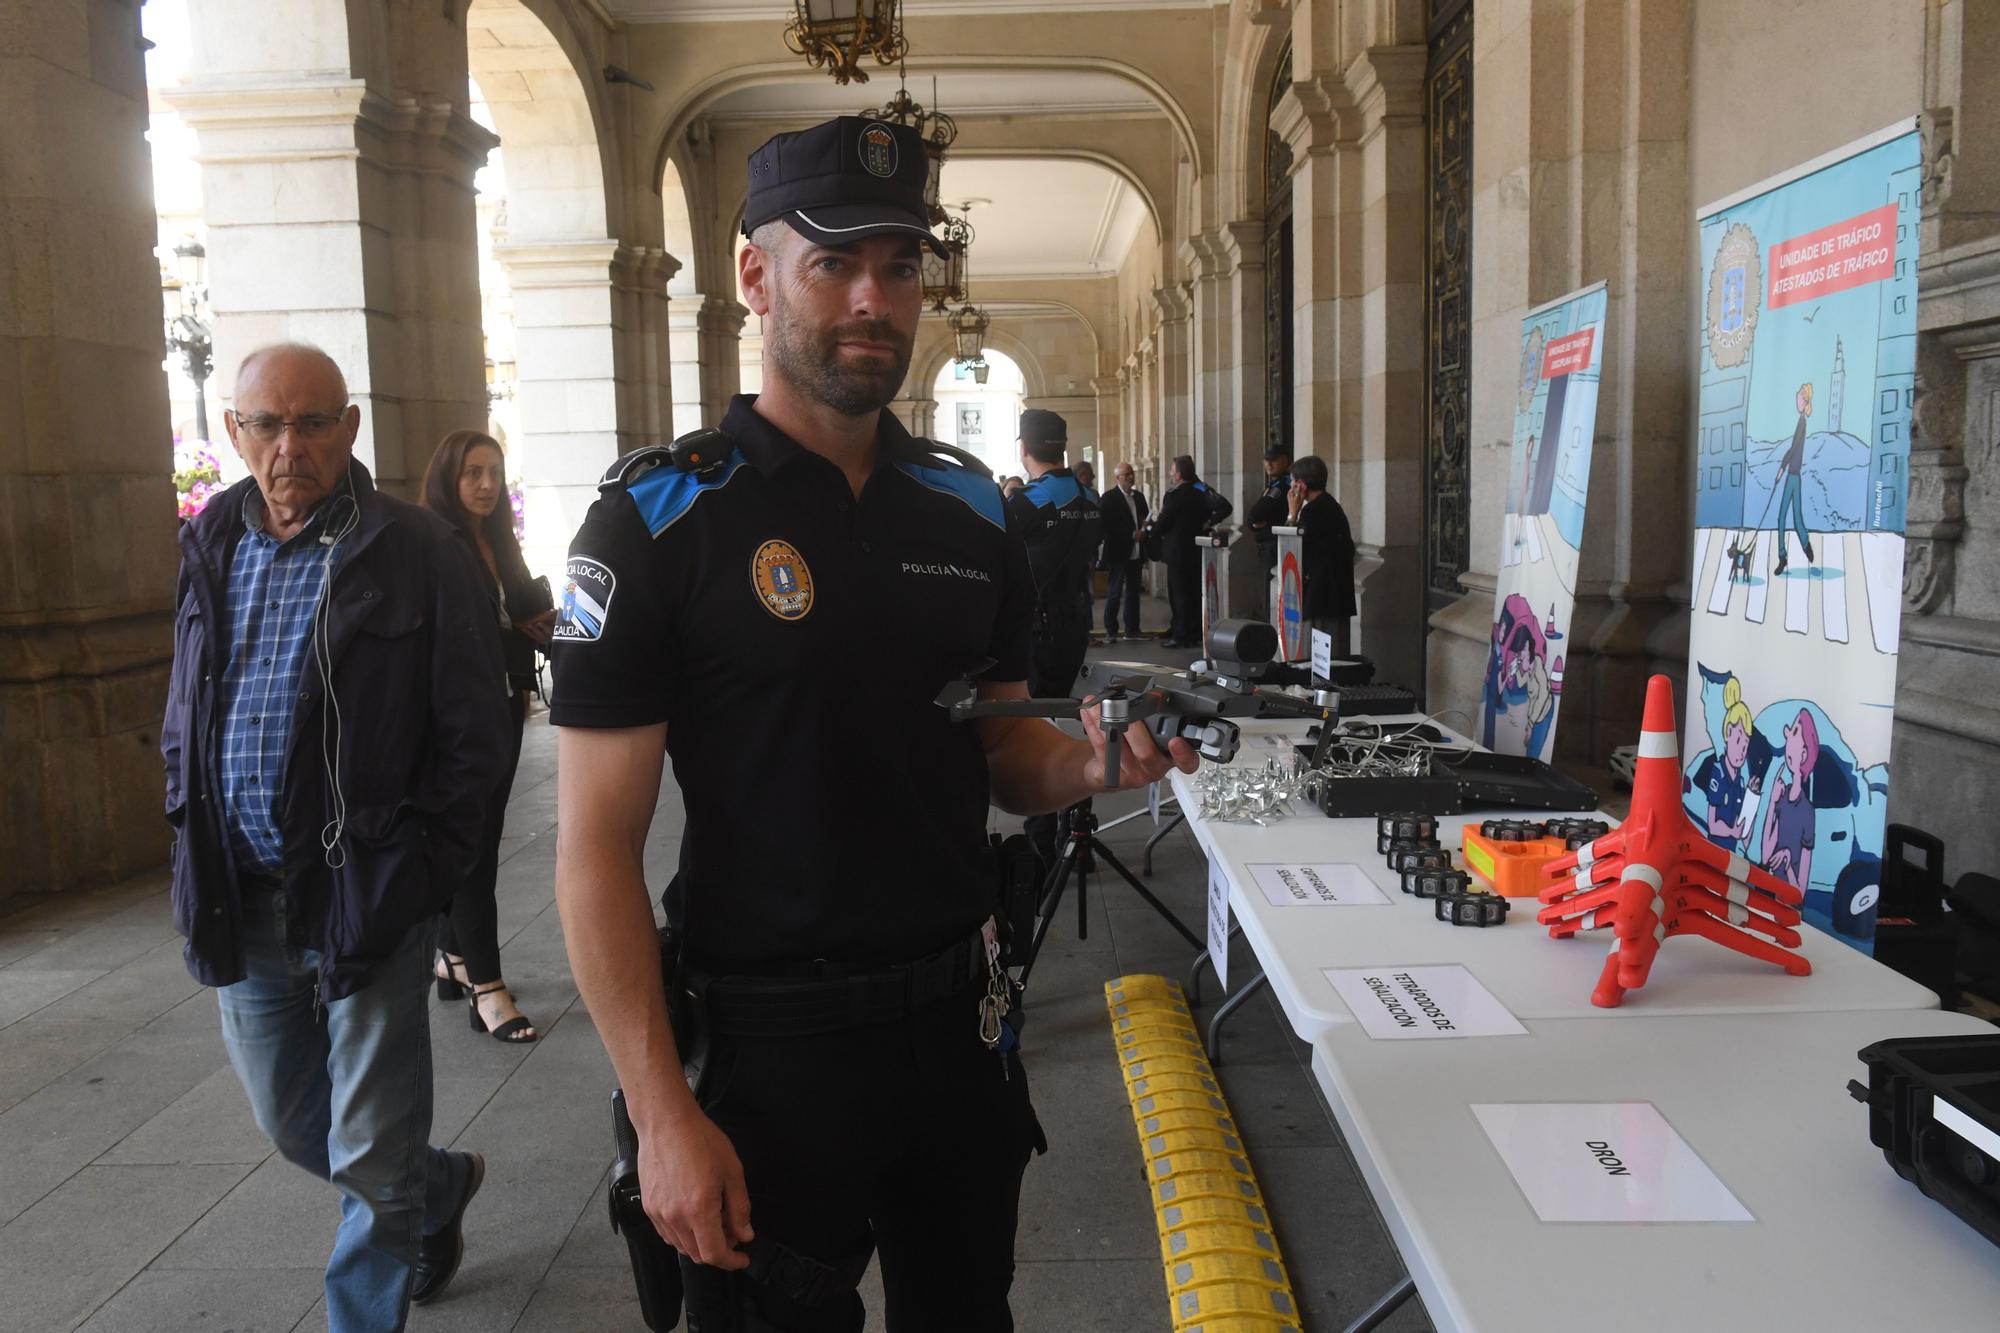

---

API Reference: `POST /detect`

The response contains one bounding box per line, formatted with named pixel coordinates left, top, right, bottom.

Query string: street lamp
left=784, top=0, right=907, bottom=85
left=164, top=236, right=214, bottom=443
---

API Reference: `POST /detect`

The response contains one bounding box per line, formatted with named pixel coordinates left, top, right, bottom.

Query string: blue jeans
left=218, top=891, right=469, bottom=1333
left=1776, top=472, right=1812, bottom=562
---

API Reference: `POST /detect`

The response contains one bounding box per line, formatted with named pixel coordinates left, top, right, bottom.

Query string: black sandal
left=470, top=983, right=538, bottom=1044
left=434, top=951, right=470, bottom=1001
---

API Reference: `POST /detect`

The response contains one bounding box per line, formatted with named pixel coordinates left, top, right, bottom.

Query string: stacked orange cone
left=1537, top=674, right=1813, bottom=1007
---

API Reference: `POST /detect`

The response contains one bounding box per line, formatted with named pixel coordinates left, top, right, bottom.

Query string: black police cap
left=742, top=117, right=947, bottom=258
left=1019, top=409, right=1067, bottom=447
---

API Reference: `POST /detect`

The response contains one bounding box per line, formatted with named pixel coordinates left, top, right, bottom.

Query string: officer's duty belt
left=688, top=929, right=987, bottom=1038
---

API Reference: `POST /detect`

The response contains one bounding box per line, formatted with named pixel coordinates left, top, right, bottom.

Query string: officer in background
left=1005, top=409, right=1102, bottom=870
left=1151, top=454, right=1233, bottom=649
left=550, top=116, right=1199, bottom=1332
left=1245, top=443, right=1293, bottom=616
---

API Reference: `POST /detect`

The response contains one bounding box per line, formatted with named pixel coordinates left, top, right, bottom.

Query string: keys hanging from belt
left=978, top=917, right=1021, bottom=1079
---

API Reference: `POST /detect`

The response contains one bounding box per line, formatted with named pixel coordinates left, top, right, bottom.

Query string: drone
left=935, top=618, right=1332, bottom=786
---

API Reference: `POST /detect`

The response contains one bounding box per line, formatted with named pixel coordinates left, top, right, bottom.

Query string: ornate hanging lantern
left=922, top=210, right=972, bottom=312
left=971, top=359, right=991, bottom=385
left=948, top=304, right=990, bottom=364
left=863, top=78, right=957, bottom=223
left=784, top=0, right=908, bottom=86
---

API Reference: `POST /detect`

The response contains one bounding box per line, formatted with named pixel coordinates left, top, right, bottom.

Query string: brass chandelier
left=784, top=0, right=908, bottom=86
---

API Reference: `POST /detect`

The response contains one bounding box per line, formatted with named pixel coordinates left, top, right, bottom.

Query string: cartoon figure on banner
left=1480, top=593, right=1564, bottom=761
left=1684, top=664, right=1889, bottom=940
left=1690, top=670, right=1758, bottom=851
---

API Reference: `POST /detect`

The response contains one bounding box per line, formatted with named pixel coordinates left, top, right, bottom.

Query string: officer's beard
left=767, top=296, right=912, bottom=417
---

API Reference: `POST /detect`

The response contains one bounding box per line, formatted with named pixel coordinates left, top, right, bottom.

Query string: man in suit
left=1099, top=461, right=1149, bottom=639
left=1287, top=454, right=1357, bottom=656
left=1151, top=455, right=1232, bottom=650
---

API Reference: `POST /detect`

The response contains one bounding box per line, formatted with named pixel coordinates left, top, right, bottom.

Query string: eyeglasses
left=229, top=411, right=348, bottom=444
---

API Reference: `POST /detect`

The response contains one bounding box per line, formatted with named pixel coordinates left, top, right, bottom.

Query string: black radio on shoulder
left=668, top=427, right=731, bottom=478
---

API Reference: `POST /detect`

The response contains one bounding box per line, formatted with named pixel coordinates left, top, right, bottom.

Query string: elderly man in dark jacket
left=162, top=343, right=508, bottom=1331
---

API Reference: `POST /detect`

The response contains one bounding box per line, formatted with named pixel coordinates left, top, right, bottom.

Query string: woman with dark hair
left=421, top=430, right=554, bottom=1043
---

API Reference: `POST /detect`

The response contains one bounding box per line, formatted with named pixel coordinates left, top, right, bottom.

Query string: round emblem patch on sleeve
left=858, top=123, right=899, bottom=178
left=751, top=539, right=815, bottom=620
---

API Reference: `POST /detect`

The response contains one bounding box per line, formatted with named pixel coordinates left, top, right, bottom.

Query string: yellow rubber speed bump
left=1107, top=975, right=1301, bottom=1333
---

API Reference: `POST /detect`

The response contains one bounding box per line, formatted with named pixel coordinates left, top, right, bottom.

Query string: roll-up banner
left=1198, top=534, right=1229, bottom=653
left=1480, top=281, right=1608, bottom=762
left=1271, top=526, right=1304, bottom=661
left=1683, top=120, right=1921, bottom=951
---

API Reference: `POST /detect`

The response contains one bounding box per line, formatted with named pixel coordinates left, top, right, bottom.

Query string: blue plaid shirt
left=219, top=490, right=348, bottom=874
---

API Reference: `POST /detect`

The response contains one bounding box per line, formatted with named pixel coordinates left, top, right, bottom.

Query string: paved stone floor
left=0, top=613, right=1428, bottom=1333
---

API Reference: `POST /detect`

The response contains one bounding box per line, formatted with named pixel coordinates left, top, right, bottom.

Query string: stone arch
left=652, top=57, right=1205, bottom=202
left=1218, top=12, right=1297, bottom=224
left=465, top=0, right=626, bottom=578
left=466, top=0, right=613, bottom=242
left=911, top=323, right=1053, bottom=405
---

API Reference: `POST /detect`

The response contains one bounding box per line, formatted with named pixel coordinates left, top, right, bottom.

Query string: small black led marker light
left=1387, top=844, right=1452, bottom=875
left=1377, top=812, right=1438, bottom=844
left=1406, top=866, right=1471, bottom=899
left=1436, top=890, right=1511, bottom=926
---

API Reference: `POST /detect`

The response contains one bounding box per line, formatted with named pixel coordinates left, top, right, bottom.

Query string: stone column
left=1219, top=221, right=1270, bottom=614
left=1092, top=374, right=1123, bottom=472
left=1152, top=286, right=1193, bottom=466
left=1274, top=77, right=1363, bottom=490
left=698, top=296, right=747, bottom=426
left=167, top=77, right=493, bottom=496
left=1425, top=1, right=1694, bottom=757
left=496, top=239, right=623, bottom=578
left=668, top=296, right=705, bottom=438
left=1181, top=231, right=1229, bottom=483
left=1347, top=46, right=1429, bottom=689
left=1, top=0, right=178, bottom=895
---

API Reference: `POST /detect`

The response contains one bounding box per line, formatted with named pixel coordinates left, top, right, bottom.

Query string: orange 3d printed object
left=1536, top=674, right=1812, bottom=1008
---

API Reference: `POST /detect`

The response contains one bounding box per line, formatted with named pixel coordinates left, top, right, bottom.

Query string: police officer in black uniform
left=1004, top=409, right=1102, bottom=870
left=549, top=116, right=1200, bottom=1333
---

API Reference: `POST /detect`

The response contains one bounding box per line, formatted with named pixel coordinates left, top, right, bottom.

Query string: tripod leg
left=1142, top=811, right=1186, bottom=876
left=1017, top=853, right=1077, bottom=992
left=1205, top=968, right=1269, bottom=1066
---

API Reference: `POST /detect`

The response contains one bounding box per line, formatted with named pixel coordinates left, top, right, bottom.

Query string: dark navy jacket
left=1006, top=469, right=1103, bottom=618
left=162, top=464, right=508, bottom=1000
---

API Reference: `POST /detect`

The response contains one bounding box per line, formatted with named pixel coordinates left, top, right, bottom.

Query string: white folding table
left=1170, top=719, right=1939, bottom=1059
left=1310, top=1006, right=2000, bottom=1333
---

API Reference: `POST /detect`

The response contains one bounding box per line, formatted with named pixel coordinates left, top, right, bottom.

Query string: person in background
left=1098, top=461, right=1149, bottom=640
left=1245, top=443, right=1293, bottom=614
left=420, top=430, right=554, bottom=1044
left=163, top=343, right=506, bottom=1327
left=1287, top=455, right=1357, bottom=657
left=1072, top=459, right=1097, bottom=493
left=1000, top=475, right=1025, bottom=500
left=1150, top=455, right=1232, bottom=649
left=1005, top=409, right=1103, bottom=871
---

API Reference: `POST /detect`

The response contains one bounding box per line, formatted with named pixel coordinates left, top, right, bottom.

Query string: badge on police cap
left=858, top=123, right=898, bottom=178
left=751, top=539, right=815, bottom=621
